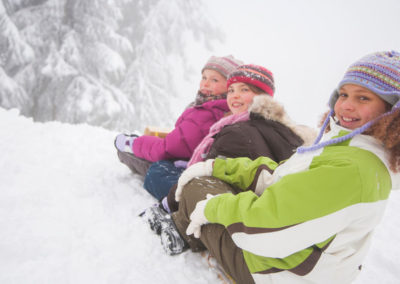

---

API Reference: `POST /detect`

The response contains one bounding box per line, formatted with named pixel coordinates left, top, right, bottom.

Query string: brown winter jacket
left=205, top=95, right=316, bottom=163
left=166, top=96, right=316, bottom=212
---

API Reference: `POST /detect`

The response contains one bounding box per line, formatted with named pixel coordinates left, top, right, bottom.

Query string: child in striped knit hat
left=149, top=51, right=400, bottom=283
left=114, top=55, right=242, bottom=179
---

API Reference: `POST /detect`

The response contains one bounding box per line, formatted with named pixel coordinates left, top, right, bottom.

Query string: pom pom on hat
left=202, top=55, right=243, bottom=78
left=227, top=64, right=275, bottom=97
left=329, top=51, right=400, bottom=109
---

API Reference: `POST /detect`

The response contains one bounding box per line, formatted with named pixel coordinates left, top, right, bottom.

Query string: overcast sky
left=186, top=0, right=400, bottom=127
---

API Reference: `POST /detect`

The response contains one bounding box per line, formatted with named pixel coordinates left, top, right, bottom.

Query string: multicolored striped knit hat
left=298, top=50, right=400, bottom=154
left=329, top=50, right=400, bottom=109
left=202, top=55, right=243, bottom=78
left=227, top=64, right=275, bottom=97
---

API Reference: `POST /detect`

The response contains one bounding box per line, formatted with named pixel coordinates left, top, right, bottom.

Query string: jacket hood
left=249, top=95, right=317, bottom=146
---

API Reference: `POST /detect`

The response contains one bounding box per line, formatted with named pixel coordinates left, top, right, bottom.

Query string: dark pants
left=118, top=151, right=185, bottom=202
left=143, top=160, right=185, bottom=201
left=172, top=177, right=254, bottom=284
left=167, top=184, right=179, bottom=212
left=117, top=150, right=152, bottom=176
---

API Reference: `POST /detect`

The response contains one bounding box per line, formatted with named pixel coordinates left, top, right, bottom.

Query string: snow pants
left=143, top=160, right=185, bottom=201
left=117, top=150, right=152, bottom=176
left=172, top=176, right=254, bottom=284
left=118, top=150, right=185, bottom=202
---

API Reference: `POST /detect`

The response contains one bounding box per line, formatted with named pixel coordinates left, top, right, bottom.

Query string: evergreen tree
left=0, top=0, right=221, bottom=131
left=0, top=0, right=34, bottom=113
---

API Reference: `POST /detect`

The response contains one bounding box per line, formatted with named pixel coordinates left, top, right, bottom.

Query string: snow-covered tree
left=120, top=0, right=222, bottom=130
left=0, top=0, right=221, bottom=131
left=0, top=0, right=33, bottom=113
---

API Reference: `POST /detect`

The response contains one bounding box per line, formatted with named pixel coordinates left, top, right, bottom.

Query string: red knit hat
left=227, top=64, right=275, bottom=96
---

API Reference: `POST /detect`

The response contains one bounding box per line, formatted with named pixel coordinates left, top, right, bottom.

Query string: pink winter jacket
left=132, top=99, right=229, bottom=162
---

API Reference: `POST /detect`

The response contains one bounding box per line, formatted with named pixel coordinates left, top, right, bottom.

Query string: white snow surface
left=1, top=107, right=400, bottom=284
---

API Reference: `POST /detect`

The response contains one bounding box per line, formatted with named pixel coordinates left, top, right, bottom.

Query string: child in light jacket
left=114, top=55, right=242, bottom=176
left=153, top=51, right=400, bottom=284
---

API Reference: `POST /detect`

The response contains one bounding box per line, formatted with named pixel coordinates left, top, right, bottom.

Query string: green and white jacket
left=205, top=120, right=400, bottom=284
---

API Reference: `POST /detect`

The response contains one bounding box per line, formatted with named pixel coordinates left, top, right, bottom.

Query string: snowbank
left=0, top=108, right=399, bottom=283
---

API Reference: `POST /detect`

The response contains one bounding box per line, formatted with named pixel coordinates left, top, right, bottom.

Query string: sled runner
left=201, top=251, right=235, bottom=284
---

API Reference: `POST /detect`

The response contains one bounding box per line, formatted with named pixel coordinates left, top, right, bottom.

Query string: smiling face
left=334, top=84, right=390, bottom=130
left=199, top=69, right=228, bottom=96
left=227, top=82, right=259, bottom=114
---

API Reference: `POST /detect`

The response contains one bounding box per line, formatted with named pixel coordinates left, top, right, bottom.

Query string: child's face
left=199, top=69, right=227, bottom=96
left=227, top=82, right=258, bottom=115
left=334, top=84, right=389, bottom=130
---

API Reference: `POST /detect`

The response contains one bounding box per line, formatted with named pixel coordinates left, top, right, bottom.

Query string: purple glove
left=174, top=160, right=188, bottom=169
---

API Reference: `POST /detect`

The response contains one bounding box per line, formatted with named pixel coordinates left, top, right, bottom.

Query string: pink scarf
left=187, top=111, right=250, bottom=167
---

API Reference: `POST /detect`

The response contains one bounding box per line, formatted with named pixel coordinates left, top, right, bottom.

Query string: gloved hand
left=254, top=169, right=274, bottom=196
left=175, top=159, right=214, bottom=202
left=174, top=160, right=188, bottom=169
left=186, top=194, right=216, bottom=238
left=114, top=134, right=138, bottom=153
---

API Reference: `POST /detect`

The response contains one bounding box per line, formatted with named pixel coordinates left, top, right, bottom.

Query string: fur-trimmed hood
left=249, top=95, right=317, bottom=146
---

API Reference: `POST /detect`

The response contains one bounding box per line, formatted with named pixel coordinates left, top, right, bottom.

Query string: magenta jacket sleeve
left=132, top=99, right=229, bottom=162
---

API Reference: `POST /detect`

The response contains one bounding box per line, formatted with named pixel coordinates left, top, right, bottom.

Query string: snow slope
left=1, top=107, right=399, bottom=283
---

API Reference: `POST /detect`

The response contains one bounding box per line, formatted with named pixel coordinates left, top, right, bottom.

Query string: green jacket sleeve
left=212, top=156, right=278, bottom=190
left=207, top=146, right=392, bottom=229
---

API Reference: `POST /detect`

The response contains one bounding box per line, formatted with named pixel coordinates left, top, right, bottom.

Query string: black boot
left=160, top=214, right=189, bottom=255
left=142, top=204, right=168, bottom=235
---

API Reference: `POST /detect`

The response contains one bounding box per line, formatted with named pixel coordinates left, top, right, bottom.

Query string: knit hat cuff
left=203, top=64, right=231, bottom=78
left=339, top=79, right=400, bottom=106
left=329, top=82, right=400, bottom=110
left=228, top=76, right=274, bottom=96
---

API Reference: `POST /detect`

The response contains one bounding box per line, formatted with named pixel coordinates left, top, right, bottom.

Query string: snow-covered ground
left=1, top=107, right=400, bottom=283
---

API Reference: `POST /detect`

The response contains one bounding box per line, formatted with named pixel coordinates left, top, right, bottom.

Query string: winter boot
left=142, top=204, right=168, bottom=235
left=114, top=134, right=138, bottom=153
left=160, top=215, right=189, bottom=255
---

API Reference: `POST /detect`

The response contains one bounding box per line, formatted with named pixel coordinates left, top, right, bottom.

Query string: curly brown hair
left=318, top=109, right=400, bottom=172
left=366, top=108, right=400, bottom=172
